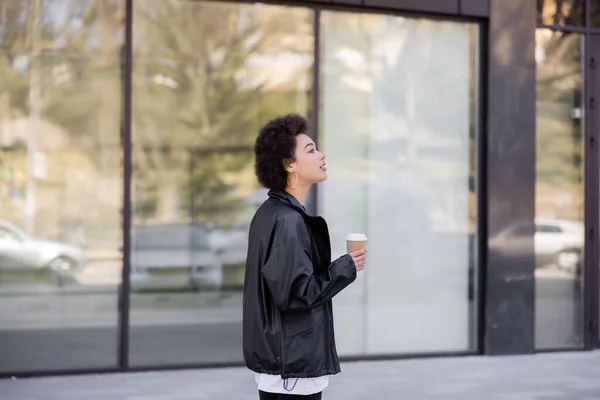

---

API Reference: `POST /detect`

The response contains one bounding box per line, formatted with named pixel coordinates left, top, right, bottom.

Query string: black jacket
left=242, top=189, right=357, bottom=379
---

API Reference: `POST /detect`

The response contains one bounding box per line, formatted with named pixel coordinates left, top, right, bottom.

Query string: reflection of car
left=0, top=220, right=85, bottom=284
left=490, top=218, right=584, bottom=272
left=535, top=219, right=583, bottom=272
left=130, top=224, right=223, bottom=291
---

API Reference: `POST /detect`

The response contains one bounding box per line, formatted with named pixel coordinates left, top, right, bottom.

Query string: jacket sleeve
left=261, top=232, right=357, bottom=311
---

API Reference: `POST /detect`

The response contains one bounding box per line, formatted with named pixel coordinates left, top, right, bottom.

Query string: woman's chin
left=307, top=173, right=328, bottom=185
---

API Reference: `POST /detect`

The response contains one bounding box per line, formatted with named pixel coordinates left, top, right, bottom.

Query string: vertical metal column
left=119, top=0, right=134, bottom=369
left=475, top=20, right=489, bottom=354
left=309, top=8, right=321, bottom=216
left=485, top=0, right=536, bottom=355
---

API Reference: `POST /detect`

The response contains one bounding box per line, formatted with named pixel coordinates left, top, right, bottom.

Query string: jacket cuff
left=337, top=253, right=357, bottom=282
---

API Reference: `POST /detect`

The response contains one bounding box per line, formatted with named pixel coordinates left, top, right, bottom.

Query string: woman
left=243, top=114, right=367, bottom=399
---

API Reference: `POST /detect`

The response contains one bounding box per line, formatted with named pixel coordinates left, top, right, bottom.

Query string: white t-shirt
left=255, top=373, right=329, bottom=395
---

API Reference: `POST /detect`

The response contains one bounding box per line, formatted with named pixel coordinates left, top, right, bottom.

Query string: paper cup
left=346, top=233, right=367, bottom=253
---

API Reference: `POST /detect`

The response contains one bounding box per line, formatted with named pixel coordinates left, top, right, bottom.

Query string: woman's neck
left=284, top=183, right=310, bottom=205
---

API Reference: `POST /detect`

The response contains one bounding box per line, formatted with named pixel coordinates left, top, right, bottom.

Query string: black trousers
left=258, top=390, right=322, bottom=399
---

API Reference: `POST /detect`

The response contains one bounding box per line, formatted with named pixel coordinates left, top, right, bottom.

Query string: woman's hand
left=349, top=249, right=367, bottom=271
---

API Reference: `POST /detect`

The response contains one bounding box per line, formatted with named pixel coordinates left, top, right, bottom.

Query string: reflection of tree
left=0, top=0, right=123, bottom=241
left=132, top=2, right=261, bottom=225
left=1, top=0, right=123, bottom=154
left=0, top=0, right=123, bottom=161
left=1, top=1, right=313, bottom=229
left=537, top=0, right=583, bottom=26
left=42, top=0, right=123, bottom=177
left=185, top=149, right=253, bottom=226
left=536, top=29, right=582, bottom=219
left=132, top=2, right=312, bottom=226
left=0, top=1, right=32, bottom=123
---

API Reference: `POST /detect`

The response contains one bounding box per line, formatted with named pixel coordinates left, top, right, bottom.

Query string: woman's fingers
left=349, top=249, right=367, bottom=257
left=349, top=249, right=367, bottom=271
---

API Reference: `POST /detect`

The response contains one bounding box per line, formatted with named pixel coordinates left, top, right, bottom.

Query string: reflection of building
left=0, top=0, right=598, bottom=379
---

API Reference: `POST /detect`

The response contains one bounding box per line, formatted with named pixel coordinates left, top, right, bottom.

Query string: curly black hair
left=254, top=114, right=308, bottom=190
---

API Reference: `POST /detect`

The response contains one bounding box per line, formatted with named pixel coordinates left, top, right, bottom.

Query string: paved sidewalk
left=2, top=351, right=600, bottom=400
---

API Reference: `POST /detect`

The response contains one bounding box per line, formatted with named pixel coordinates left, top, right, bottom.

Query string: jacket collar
left=268, top=189, right=308, bottom=215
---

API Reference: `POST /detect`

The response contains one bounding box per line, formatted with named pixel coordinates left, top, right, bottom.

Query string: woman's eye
left=309, top=149, right=315, bottom=153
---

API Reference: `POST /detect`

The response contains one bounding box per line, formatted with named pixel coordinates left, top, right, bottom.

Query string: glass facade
left=534, top=29, right=585, bottom=349
left=128, top=0, right=313, bottom=366
left=0, top=0, right=481, bottom=374
left=0, top=0, right=123, bottom=372
left=534, top=0, right=600, bottom=351
left=319, top=11, right=479, bottom=354
left=5, top=0, right=600, bottom=377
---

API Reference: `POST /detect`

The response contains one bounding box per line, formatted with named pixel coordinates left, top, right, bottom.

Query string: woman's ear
left=282, top=159, right=294, bottom=174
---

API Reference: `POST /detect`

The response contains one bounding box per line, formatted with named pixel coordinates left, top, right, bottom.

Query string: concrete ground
left=2, top=351, right=600, bottom=400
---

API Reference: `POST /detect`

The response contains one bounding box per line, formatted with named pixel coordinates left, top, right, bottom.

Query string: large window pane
left=319, top=12, right=479, bottom=355
left=130, top=0, right=313, bottom=366
left=0, top=0, right=123, bottom=372
left=535, top=29, right=584, bottom=349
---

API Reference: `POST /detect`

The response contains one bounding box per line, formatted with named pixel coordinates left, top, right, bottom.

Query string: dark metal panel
left=584, top=35, right=600, bottom=350
left=119, top=0, right=134, bottom=369
left=586, top=0, right=590, bottom=29
left=485, top=0, right=536, bottom=355
left=476, top=20, right=489, bottom=355
left=331, top=0, right=362, bottom=5
left=363, top=0, right=459, bottom=14
left=460, top=0, right=489, bottom=17
left=283, top=0, right=330, bottom=3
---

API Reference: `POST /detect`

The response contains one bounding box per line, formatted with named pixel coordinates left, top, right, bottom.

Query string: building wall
left=1, top=0, right=592, bottom=378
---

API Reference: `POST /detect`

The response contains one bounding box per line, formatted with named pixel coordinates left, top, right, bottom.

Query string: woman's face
left=287, top=134, right=327, bottom=185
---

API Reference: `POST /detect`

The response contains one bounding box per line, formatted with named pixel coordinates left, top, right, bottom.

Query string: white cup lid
left=346, top=233, right=367, bottom=241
